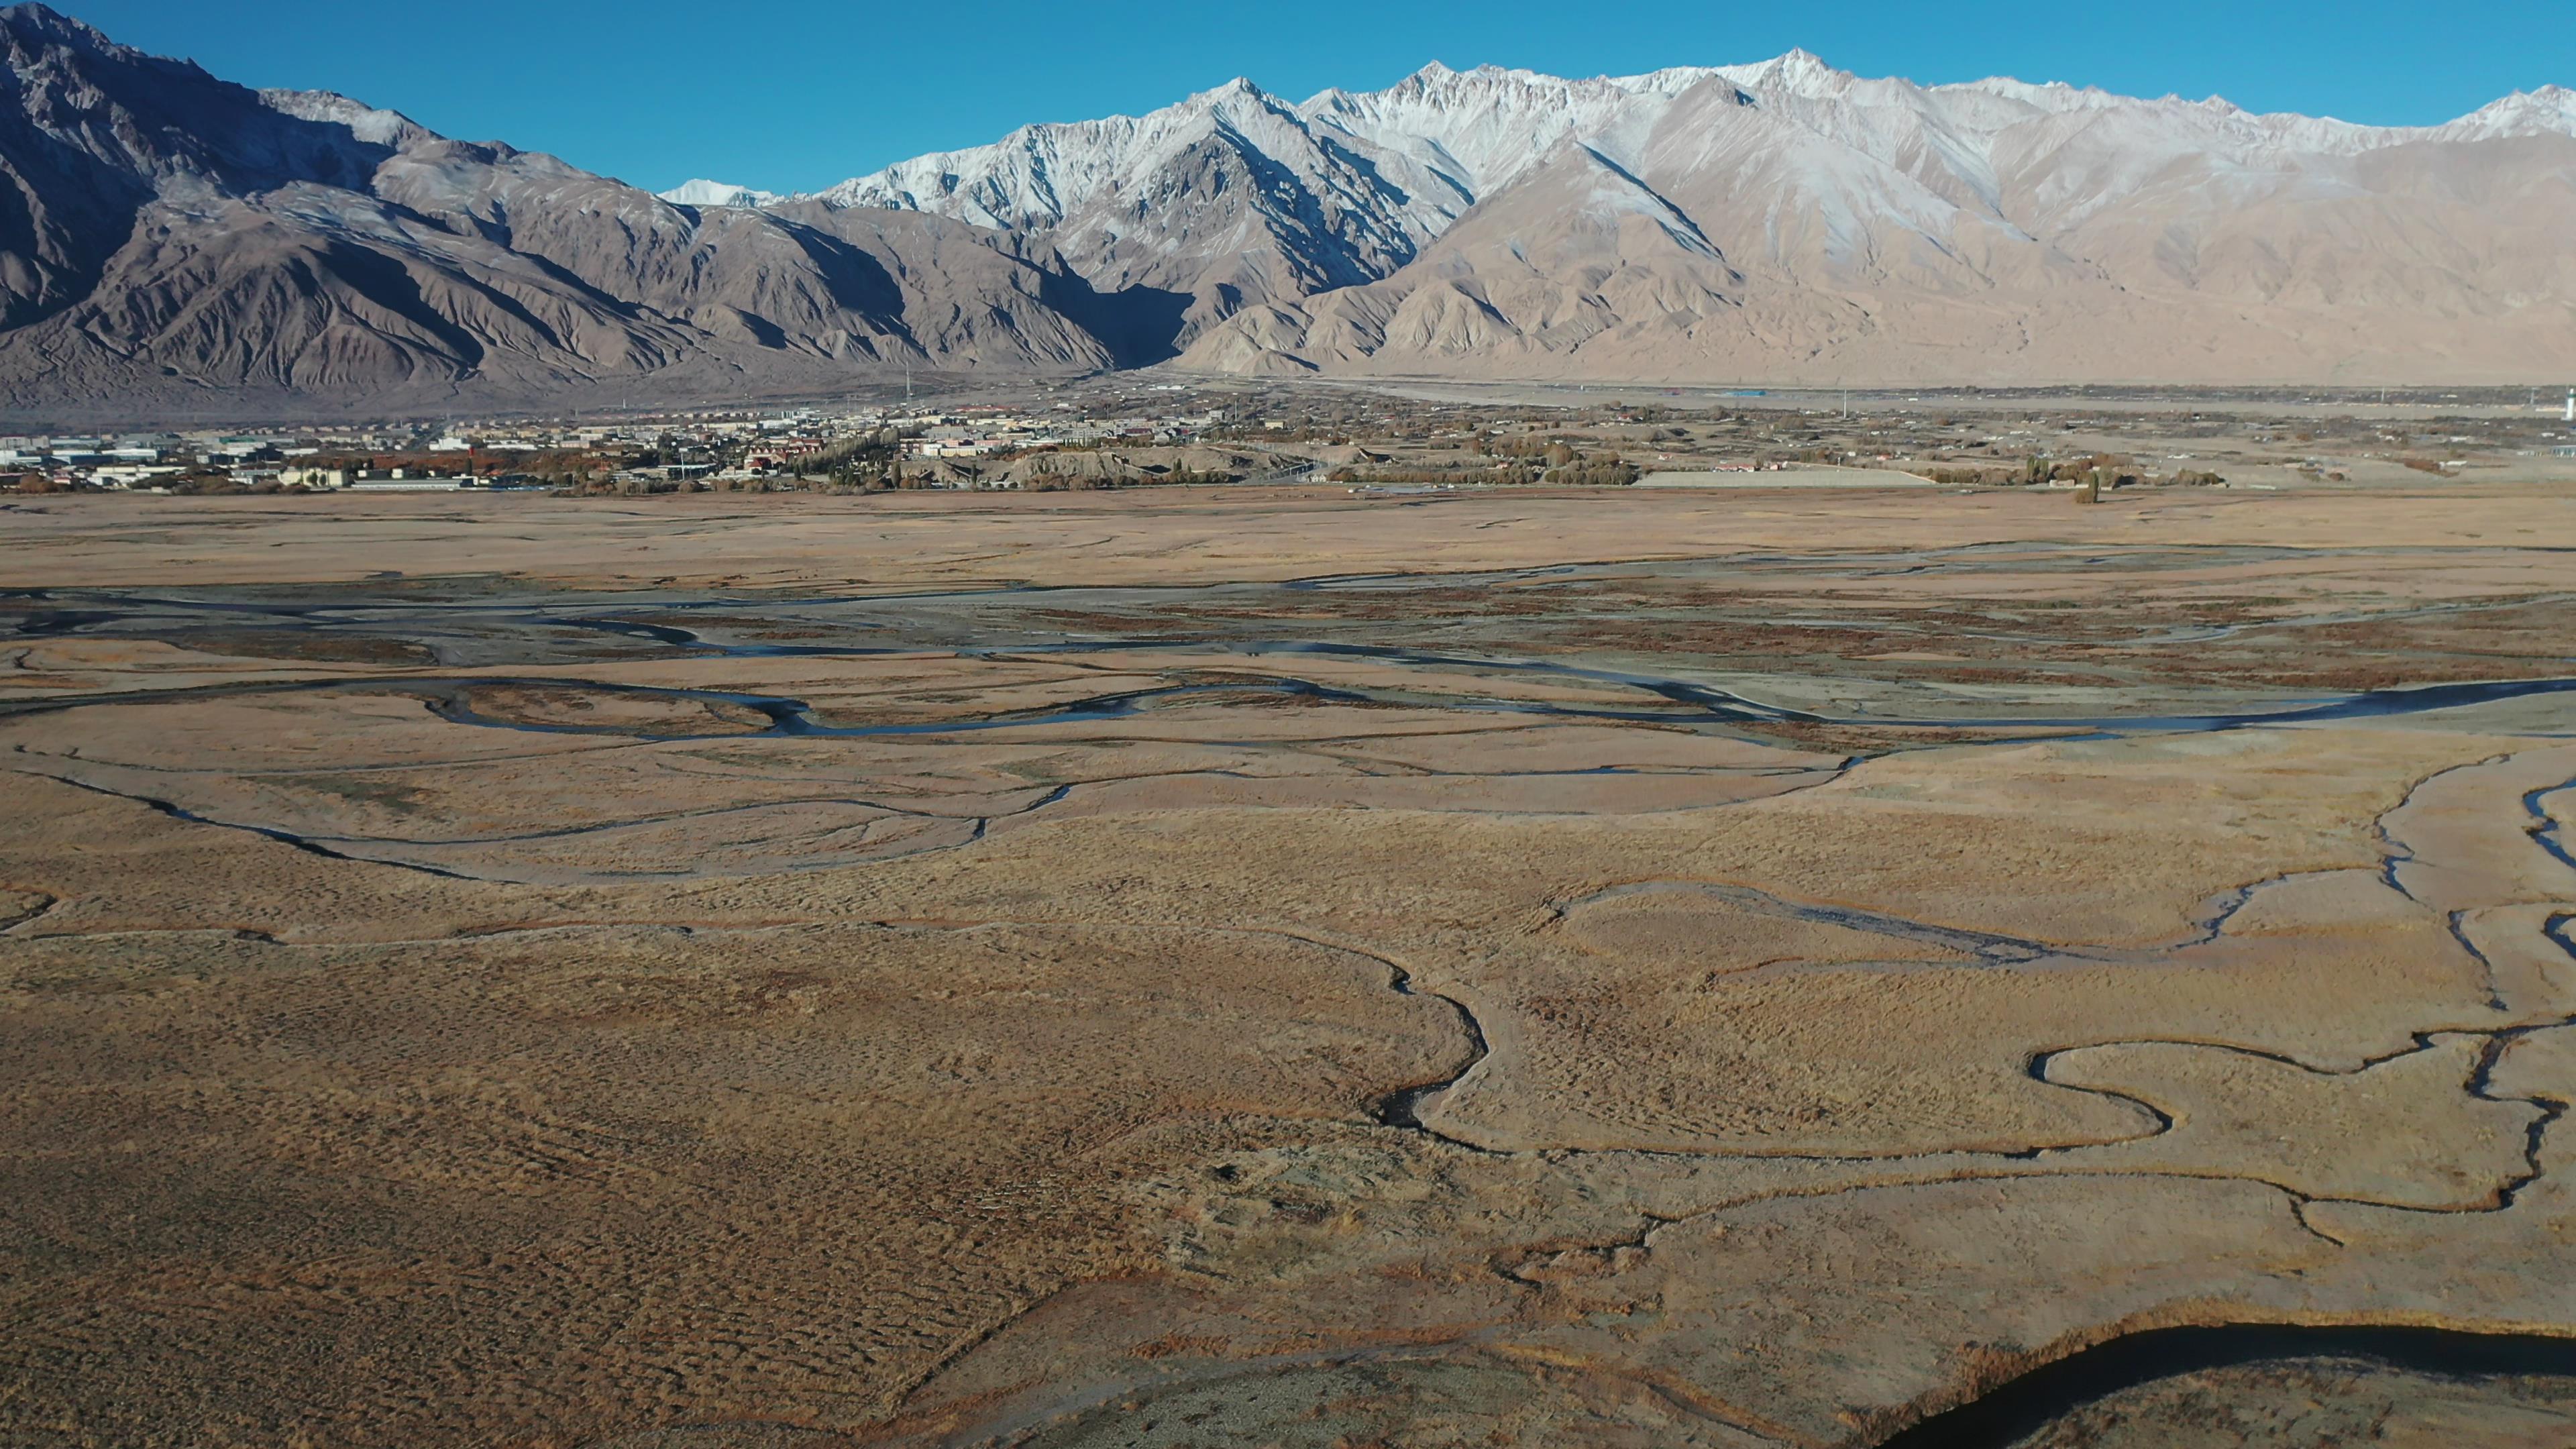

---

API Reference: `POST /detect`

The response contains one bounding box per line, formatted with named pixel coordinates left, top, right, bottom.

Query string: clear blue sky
left=65, top=0, right=2576, bottom=194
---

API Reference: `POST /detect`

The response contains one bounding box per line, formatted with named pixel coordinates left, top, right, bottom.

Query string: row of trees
left=1329, top=452, right=1640, bottom=487
left=792, top=429, right=906, bottom=486
left=1330, top=465, right=1544, bottom=486
left=1470, top=435, right=1583, bottom=465
left=1542, top=456, right=1642, bottom=486
left=1919, top=455, right=2224, bottom=489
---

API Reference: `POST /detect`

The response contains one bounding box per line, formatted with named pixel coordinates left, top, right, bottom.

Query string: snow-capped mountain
left=802, top=63, right=1733, bottom=343
left=767, top=56, right=2576, bottom=379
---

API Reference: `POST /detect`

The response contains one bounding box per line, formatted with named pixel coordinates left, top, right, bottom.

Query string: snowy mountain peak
left=1945, top=74, right=2121, bottom=112
left=1201, top=75, right=1269, bottom=103
left=2442, top=85, right=2576, bottom=141
left=657, top=178, right=782, bottom=208
left=1716, top=49, right=1854, bottom=99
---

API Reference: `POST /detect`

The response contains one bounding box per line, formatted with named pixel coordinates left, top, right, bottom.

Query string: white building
left=91, top=465, right=183, bottom=489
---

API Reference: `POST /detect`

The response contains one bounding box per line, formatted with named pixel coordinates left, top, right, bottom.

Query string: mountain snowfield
left=0, top=0, right=2569, bottom=417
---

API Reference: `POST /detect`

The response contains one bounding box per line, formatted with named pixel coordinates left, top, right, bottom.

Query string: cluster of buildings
left=3, top=393, right=1242, bottom=494
left=904, top=405, right=1225, bottom=460
left=0, top=431, right=515, bottom=492
left=3, top=433, right=294, bottom=490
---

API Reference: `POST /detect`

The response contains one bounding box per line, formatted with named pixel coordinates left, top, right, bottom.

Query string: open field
left=5, top=476, right=2576, bottom=1447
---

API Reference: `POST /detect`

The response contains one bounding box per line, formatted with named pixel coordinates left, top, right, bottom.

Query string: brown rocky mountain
left=0, top=5, right=1138, bottom=419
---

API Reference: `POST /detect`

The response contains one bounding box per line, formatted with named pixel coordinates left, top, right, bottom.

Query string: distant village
left=0, top=392, right=1256, bottom=495
left=10, top=383, right=2571, bottom=498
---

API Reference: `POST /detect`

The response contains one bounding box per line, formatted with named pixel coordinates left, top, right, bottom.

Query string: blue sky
left=68, top=0, right=2576, bottom=194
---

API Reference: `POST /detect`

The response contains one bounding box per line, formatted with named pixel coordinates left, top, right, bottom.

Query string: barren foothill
left=3, top=470, right=2574, bottom=1448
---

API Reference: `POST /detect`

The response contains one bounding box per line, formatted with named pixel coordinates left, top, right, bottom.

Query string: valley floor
left=4, top=480, right=2574, bottom=1447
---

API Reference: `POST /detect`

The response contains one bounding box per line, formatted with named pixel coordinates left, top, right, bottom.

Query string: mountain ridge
left=675, top=49, right=2576, bottom=387
left=2, top=4, right=2571, bottom=419
left=680, top=56, right=2576, bottom=211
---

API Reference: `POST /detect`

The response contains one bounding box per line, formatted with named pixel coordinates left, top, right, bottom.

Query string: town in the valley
left=9, top=381, right=2576, bottom=498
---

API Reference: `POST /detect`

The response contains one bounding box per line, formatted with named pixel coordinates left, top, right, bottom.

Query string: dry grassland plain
left=4, top=480, right=2576, bottom=1447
